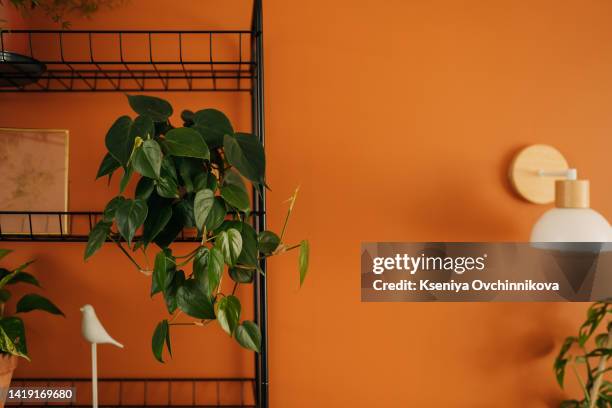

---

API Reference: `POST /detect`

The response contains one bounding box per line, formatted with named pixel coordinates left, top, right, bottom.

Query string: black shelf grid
left=0, top=1, right=270, bottom=407
left=9, top=378, right=255, bottom=407
left=0, top=29, right=254, bottom=92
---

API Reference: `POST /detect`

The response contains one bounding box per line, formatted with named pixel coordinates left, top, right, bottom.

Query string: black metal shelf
left=0, top=30, right=254, bottom=92
left=10, top=377, right=255, bottom=407
left=0, top=211, right=264, bottom=242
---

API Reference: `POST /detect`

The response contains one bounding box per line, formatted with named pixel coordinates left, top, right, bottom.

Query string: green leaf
left=135, top=177, right=155, bottom=200
left=206, top=248, right=224, bottom=296
left=177, top=158, right=205, bottom=193
left=155, top=173, right=179, bottom=199
left=258, top=231, right=280, bottom=255
left=176, top=280, right=215, bottom=319
left=96, top=153, right=121, bottom=180
left=216, top=295, right=241, bottom=336
left=223, top=169, right=247, bottom=191
left=151, top=319, right=169, bottom=363
left=193, top=109, right=233, bottom=148
left=215, top=229, right=243, bottom=266
left=0, top=250, right=12, bottom=261
left=0, top=317, right=28, bottom=359
left=84, top=221, right=111, bottom=260
left=115, top=199, right=148, bottom=246
left=174, top=198, right=195, bottom=229
left=127, top=95, right=173, bottom=122
left=223, top=133, right=265, bottom=185
left=234, top=321, right=261, bottom=352
left=16, top=294, right=64, bottom=316
left=0, top=290, right=10, bottom=303
left=8, top=272, right=40, bottom=287
left=143, top=206, right=172, bottom=247
left=217, top=221, right=257, bottom=266
left=163, top=128, right=210, bottom=160
left=119, top=165, right=133, bottom=194
left=105, top=115, right=134, bottom=167
left=164, top=270, right=184, bottom=314
left=130, top=115, right=155, bottom=140
left=192, top=247, right=209, bottom=281
left=220, top=184, right=250, bottom=212
left=229, top=266, right=254, bottom=284
left=154, top=204, right=185, bottom=248
left=299, top=240, right=309, bottom=286
left=194, top=189, right=215, bottom=231
left=132, top=139, right=162, bottom=179
left=205, top=197, right=227, bottom=232
left=152, top=249, right=173, bottom=296
left=103, top=196, right=126, bottom=222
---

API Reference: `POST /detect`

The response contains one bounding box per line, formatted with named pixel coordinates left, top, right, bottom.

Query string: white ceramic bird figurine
left=80, top=304, right=123, bottom=408
left=80, top=304, right=123, bottom=348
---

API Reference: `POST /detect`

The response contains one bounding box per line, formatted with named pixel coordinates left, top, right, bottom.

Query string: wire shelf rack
left=9, top=377, right=256, bottom=407
left=0, top=30, right=255, bottom=92
left=0, top=211, right=263, bottom=242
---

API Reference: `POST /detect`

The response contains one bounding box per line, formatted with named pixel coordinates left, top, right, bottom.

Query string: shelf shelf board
left=0, top=30, right=256, bottom=92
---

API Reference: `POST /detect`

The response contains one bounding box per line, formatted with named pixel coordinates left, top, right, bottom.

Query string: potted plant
left=0, top=249, right=64, bottom=406
left=554, top=302, right=612, bottom=407
left=85, top=94, right=309, bottom=361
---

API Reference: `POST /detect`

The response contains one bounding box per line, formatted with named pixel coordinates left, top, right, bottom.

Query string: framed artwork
left=0, top=128, right=69, bottom=235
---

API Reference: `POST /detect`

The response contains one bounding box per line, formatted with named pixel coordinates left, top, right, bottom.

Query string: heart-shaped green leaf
left=84, top=221, right=111, bottom=260
left=96, top=153, right=121, bottom=180
left=220, top=184, right=250, bottom=212
left=105, top=115, right=134, bottom=167
left=132, top=139, right=162, bottom=179
left=229, top=266, right=254, bottom=284
left=223, top=133, right=265, bottom=185
left=194, top=189, right=215, bottom=231
left=0, top=317, right=28, bottom=359
left=16, top=294, right=64, bottom=316
left=234, top=321, right=261, bottom=352
left=127, top=95, right=173, bottom=122
left=193, top=109, right=233, bottom=148
left=215, top=229, right=243, bottom=266
left=176, top=280, right=215, bottom=319
left=151, top=319, right=169, bottom=363
left=115, top=199, right=148, bottom=245
left=152, top=248, right=174, bottom=296
left=206, top=247, right=224, bottom=296
left=205, top=197, right=227, bottom=232
left=163, top=128, right=210, bottom=160
left=258, top=231, right=280, bottom=256
left=216, top=295, right=241, bottom=336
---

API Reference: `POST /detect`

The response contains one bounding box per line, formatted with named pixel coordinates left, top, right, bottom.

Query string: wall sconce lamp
left=509, top=144, right=611, bottom=244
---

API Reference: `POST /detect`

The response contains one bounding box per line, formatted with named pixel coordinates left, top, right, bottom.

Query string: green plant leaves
left=223, top=133, right=265, bottom=185
left=299, top=240, right=309, bottom=286
left=135, top=177, right=155, bottom=200
left=151, top=319, right=171, bottom=363
left=217, top=221, right=258, bottom=267
left=84, top=221, right=111, bottom=260
left=132, top=139, right=162, bottom=179
left=96, top=153, right=121, bottom=180
left=105, top=115, right=134, bottom=167
left=115, top=199, right=148, bottom=245
left=176, top=280, right=215, bottom=319
left=206, top=247, right=224, bottom=296
left=143, top=206, right=172, bottom=247
left=229, top=267, right=254, bottom=284
left=127, top=95, right=173, bottom=122
left=16, top=294, right=64, bottom=316
left=234, top=321, right=261, bottom=352
left=215, top=229, right=243, bottom=266
left=164, top=270, right=184, bottom=314
left=152, top=249, right=174, bottom=296
left=205, top=197, right=227, bottom=232
left=163, top=128, right=210, bottom=160
left=8, top=272, right=40, bottom=287
left=258, top=231, right=280, bottom=256
left=0, top=317, right=28, bottom=359
left=216, top=295, right=240, bottom=336
left=220, top=185, right=250, bottom=212
left=194, top=189, right=215, bottom=231
left=193, top=109, right=233, bottom=148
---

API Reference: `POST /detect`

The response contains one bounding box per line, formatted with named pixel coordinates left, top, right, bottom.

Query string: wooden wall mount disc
left=509, top=144, right=569, bottom=204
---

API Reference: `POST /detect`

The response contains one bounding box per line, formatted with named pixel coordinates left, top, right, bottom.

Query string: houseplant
left=85, top=94, right=309, bottom=362
left=0, top=248, right=64, bottom=403
left=554, top=302, right=612, bottom=407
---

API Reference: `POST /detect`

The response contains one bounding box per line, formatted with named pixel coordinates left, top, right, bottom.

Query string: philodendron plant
left=554, top=302, right=612, bottom=408
left=84, top=94, right=309, bottom=362
left=0, top=249, right=64, bottom=360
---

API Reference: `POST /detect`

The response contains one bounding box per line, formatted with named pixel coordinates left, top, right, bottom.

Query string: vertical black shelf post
left=251, top=0, right=268, bottom=407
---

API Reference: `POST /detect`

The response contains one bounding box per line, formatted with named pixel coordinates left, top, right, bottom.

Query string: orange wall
left=1, top=1, right=612, bottom=407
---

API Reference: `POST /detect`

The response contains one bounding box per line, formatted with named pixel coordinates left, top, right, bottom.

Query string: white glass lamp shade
left=531, top=208, right=611, bottom=251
